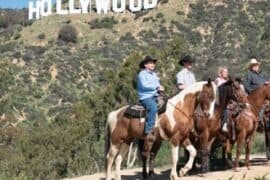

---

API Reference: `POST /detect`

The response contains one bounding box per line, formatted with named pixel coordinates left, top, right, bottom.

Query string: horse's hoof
left=266, top=150, right=270, bottom=160
left=199, top=173, right=205, bottom=177
left=170, top=174, right=177, bottom=180
left=149, top=170, right=155, bottom=177
left=179, top=169, right=186, bottom=177
left=142, top=172, right=148, bottom=180
left=234, top=168, right=240, bottom=172
left=115, top=175, right=121, bottom=180
left=226, top=160, right=233, bottom=168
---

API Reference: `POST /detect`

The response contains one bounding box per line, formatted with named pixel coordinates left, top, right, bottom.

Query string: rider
left=137, top=56, right=164, bottom=141
left=176, top=55, right=196, bottom=91
left=215, top=66, right=230, bottom=132
left=243, top=58, right=269, bottom=125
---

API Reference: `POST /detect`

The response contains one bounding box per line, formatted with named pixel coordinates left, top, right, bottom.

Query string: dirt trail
left=67, top=155, right=270, bottom=180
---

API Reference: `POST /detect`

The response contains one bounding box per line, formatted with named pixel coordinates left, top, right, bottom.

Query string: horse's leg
left=245, top=138, right=251, bottom=170
left=265, top=126, right=270, bottom=160
left=179, top=138, right=197, bottom=177
left=170, top=143, right=179, bottom=180
left=106, top=144, right=120, bottom=180
left=199, top=130, right=210, bottom=173
left=138, top=139, right=149, bottom=180
left=170, top=144, right=179, bottom=180
left=225, top=139, right=234, bottom=168
left=149, top=140, right=162, bottom=177
left=234, top=131, right=245, bottom=172
left=114, top=143, right=130, bottom=180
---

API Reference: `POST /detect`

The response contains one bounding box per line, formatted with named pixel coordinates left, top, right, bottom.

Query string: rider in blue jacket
left=137, top=56, right=164, bottom=140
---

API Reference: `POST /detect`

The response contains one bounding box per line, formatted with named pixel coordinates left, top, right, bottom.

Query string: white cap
left=249, top=58, right=260, bottom=65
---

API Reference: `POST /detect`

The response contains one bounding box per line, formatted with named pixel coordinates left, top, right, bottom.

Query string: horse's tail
left=105, top=112, right=112, bottom=171
left=105, top=110, right=118, bottom=170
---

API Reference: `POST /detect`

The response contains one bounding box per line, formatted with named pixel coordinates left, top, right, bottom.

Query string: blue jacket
left=137, top=69, right=160, bottom=100
left=243, top=70, right=268, bottom=93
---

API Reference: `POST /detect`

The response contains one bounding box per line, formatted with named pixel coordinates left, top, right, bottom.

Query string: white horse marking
left=107, top=106, right=128, bottom=134
left=166, top=82, right=207, bottom=130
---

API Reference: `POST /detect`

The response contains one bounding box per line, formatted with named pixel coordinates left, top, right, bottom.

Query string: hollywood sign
left=28, top=0, right=158, bottom=20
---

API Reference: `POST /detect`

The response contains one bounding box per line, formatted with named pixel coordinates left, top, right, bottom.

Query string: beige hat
left=249, top=58, right=260, bottom=68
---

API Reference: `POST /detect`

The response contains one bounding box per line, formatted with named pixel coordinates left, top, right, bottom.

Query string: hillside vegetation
left=0, top=0, right=269, bottom=179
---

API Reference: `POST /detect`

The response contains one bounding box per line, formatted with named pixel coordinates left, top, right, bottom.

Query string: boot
left=142, top=132, right=156, bottom=157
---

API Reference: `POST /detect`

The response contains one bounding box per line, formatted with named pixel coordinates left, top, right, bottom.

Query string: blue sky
left=0, top=0, right=56, bottom=9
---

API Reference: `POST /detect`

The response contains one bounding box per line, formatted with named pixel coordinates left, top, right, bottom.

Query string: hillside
left=0, top=0, right=270, bottom=179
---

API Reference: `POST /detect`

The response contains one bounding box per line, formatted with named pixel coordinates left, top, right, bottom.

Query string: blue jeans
left=222, top=108, right=228, bottom=125
left=259, top=108, right=264, bottom=122
left=141, top=96, right=158, bottom=134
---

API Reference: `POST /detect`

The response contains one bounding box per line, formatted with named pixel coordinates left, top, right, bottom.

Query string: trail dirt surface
left=67, top=155, right=270, bottom=180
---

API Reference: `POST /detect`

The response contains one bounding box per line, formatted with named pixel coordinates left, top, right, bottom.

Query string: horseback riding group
left=105, top=55, right=270, bottom=180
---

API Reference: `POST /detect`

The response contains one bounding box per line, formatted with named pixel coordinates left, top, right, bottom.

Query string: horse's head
left=197, top=78, right=217, bottom=118
left=231, top=78, right=249, bottom=104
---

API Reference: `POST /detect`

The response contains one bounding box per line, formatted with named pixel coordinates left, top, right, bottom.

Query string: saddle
left=227, top=101, right=245, bottom=118
left=124, top=96, right=167, bottom=118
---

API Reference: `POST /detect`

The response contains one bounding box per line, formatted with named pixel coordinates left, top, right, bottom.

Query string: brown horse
left=105, top=80, right=218, bottom=180
left=222, top=81, right=258, bottom=171
left=222, top=83, right=270, bottom=169
left=191, top=80, right=239, bottom=173
left=247, top=84, right=270, bottom=160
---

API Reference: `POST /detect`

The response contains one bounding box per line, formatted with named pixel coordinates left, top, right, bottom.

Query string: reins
left=167, top=100, right=192, bottom=119
left=160, top=91, right=196, bottom=120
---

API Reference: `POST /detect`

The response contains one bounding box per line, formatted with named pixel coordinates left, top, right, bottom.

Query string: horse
left=190, top=80, right=240, bottom=173
left=105, top=80, right=218, bottom=180
left=220, top=83, right=270, bottom=170
left=221, top=80, right=258, bottom=171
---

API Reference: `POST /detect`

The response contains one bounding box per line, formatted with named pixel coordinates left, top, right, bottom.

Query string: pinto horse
left=105, top=80, right=218, bottom=180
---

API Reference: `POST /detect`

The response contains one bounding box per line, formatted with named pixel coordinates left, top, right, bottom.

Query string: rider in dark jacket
left=243, top=58, right=269, bottom=94
left=243, top=58, right=269, bottom=126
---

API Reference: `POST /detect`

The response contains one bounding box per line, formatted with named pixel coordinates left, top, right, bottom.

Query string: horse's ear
left=207, top=78, right=212, bottom=86
left=228, top=75, right=235, bottom=81
left=226, top=75, right=233, bottom=85
left=235, top=77, right=242, bottom=83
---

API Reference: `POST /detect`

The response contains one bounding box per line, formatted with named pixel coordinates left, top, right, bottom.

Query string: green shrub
left=142, top=16, right=153, bottom=22
left=176, top=11, right=184, bottom=15
left=156, top=12, right=164, bottom=19
left=37, top=33, right=46, bottom=40
left=13, top=32, right=21, bottom=40
left=121, top=18, right=127, bottom=23
left=58, top=25, right=78, bottom=43
left=89, top=17, right=118, bottom=29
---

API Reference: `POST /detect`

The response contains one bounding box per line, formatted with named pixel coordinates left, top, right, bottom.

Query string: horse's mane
left=170, top=81, right=217, bottom=103
left=218, top=80, right=233, bottom=107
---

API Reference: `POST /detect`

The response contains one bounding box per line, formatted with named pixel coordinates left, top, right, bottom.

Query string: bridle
left=160, top=89, right=192, bottom=120
left=166, top=90, right=210, bottom=119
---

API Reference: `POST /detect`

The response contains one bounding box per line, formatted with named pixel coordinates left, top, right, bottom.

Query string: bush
left=22, top=50, right=34, bottom=62
left=13, top=32, right=21, bottom=40
left=176, top=11, right=184, bottom=15
left=0, top=26, right=16, bottom=39
left=121, top=18, right=127, bottom=23
left=58, top=25, right=78, bottom=43
left=156, top=12, right=164, bottom=19
left=89, top=17, right=118, bottom=29
left=37, top=33, right=46, bottom=40
left=142, top=16, right=153, bottom=22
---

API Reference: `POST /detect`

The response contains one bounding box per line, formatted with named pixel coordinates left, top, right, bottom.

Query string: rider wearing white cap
left=243, top=58, right=269, bottom=127
left=243, top=58, right=269, bottom=94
